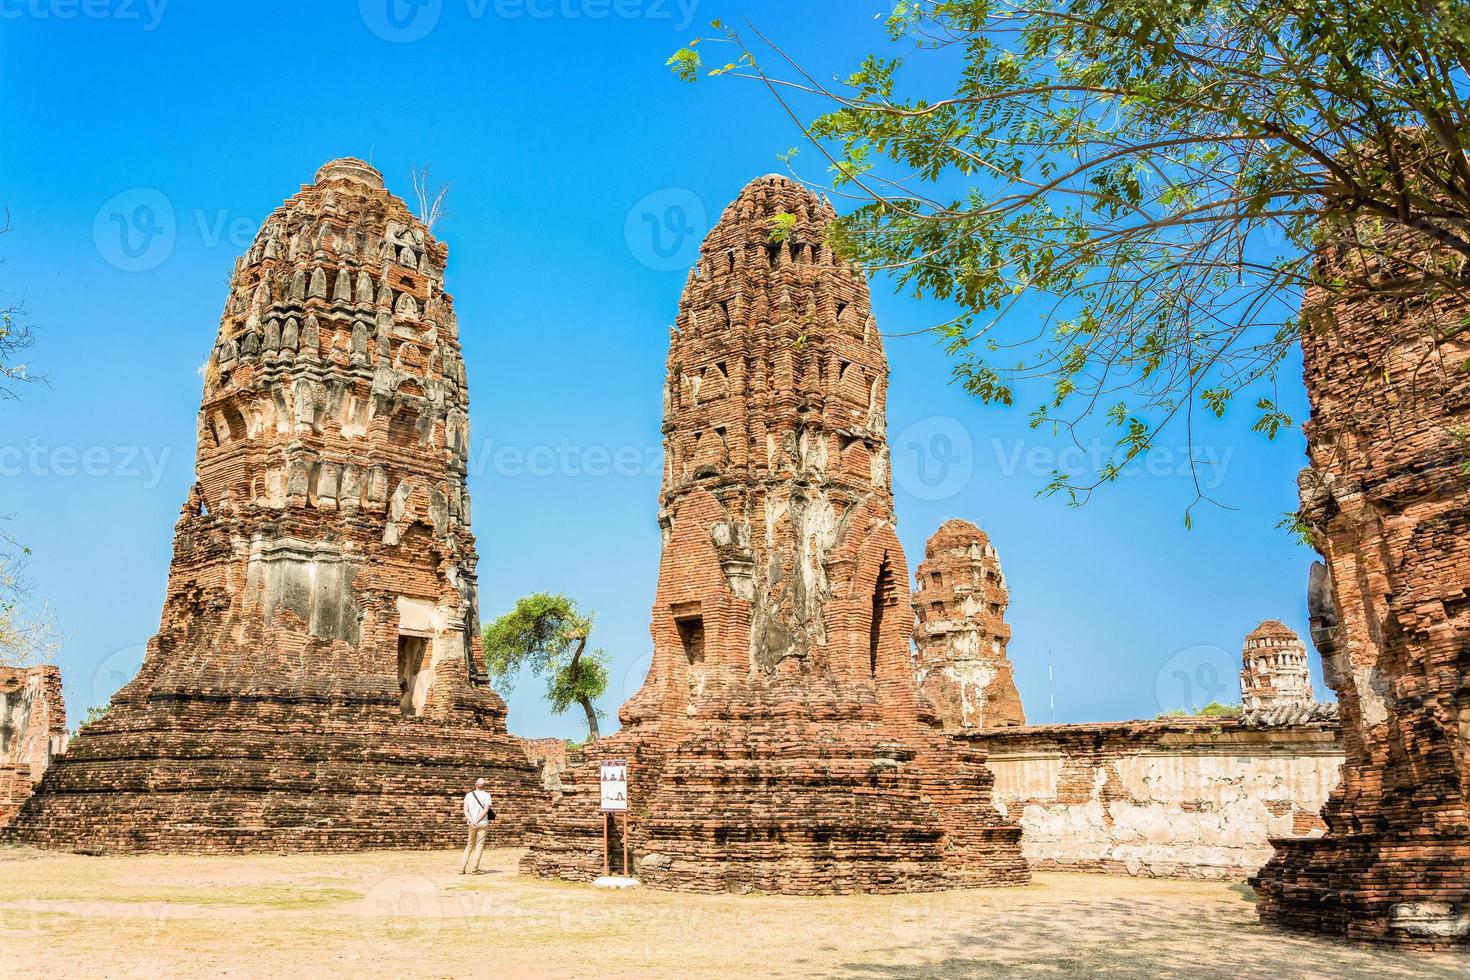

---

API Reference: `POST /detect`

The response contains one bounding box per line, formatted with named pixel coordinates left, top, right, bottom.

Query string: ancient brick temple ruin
left=522, top=175, right=1028, bottom=893
left=1240, top=620, right=1314, bottom=714
left=913, top=519, right=1024, bottom=729
left=1251, top=224, right=1470, bottom=947
left=0, top=665, right=67, bottom=828
left=1238, top=620, right=1339, bottom=729
left=5, top=159, right=542, bottom=853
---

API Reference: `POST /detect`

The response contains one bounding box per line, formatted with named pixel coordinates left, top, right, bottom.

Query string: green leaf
left=768, top=211, right=797, bottom=243
left=666, top=46, right=702, bottom=83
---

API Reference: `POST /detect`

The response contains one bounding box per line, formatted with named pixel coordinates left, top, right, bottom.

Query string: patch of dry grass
left=0, top=846, right=1462, bottom=978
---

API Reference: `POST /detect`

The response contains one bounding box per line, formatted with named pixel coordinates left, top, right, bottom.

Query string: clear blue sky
left=0, top=1, right=1323, bottom=738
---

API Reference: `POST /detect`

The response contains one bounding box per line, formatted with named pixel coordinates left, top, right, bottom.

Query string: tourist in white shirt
left=460, top=778, right=495, bottom=874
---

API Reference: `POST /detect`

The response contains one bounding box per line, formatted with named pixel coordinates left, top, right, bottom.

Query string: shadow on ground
left=837, top=890, right=1463, bottom=979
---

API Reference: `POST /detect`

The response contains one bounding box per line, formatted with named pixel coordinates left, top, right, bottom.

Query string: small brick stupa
left=7, top=159, right=543, bottom=853
left=522, top=175, right=1028, bottom=894
left=1240, top=621, right=1313, bottom=711
left=913, top=520, right=1024, bottom=729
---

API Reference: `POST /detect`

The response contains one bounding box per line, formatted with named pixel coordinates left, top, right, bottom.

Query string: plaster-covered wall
left=967, top=718, right=1343, bottom=880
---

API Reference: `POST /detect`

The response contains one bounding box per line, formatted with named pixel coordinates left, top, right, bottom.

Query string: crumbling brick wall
left=970, top=717, right=1343, bottom=880
left=4, top=160, right=543, bottom=853
left=522, top=175, right=1027, bottom=894
left=0, top=665, right=67, bottom=827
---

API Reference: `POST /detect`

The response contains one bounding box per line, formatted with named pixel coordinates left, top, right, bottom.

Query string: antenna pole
left=1048, top=651, right=1055, bottom=725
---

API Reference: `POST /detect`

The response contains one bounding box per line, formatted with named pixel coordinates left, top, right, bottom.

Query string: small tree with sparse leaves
left=482, top=593, right=611, bottom=741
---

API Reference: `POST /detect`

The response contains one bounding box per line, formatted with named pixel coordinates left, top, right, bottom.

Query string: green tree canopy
left=482, top=592, right=611, bottom=740
left=673, top=2, right=1470, bottom=517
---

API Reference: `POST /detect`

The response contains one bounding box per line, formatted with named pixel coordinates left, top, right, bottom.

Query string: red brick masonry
left=913, top=519, right=1025, bottom=729
left=1251, top=224, right=1470, bottom=948
left=521, top=176, right=1028, bottom=893
left=0, top=665, right=66, bottom=828
left=4, top=160, right=542, bottom=853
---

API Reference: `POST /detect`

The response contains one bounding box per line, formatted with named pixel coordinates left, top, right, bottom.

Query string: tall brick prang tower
left=1251, top=220, right=1470, bottom=947
left=913, top=519, right=1025, bottom=729
left=6, top=159, right=543, bottom=853
left=522, top=175, right=1028, bottom=893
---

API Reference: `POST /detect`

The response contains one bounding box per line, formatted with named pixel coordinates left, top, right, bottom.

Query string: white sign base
left=592, top=876, right=641, bottom=890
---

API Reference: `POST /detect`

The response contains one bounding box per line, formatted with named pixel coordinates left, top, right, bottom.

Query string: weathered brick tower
left=6, top=159, right=543, bottom=852
left=1251, top=223, right=1470, bottom=947
left=522, top=175, right=1028, bottom=893
left=1239, top=620, right=1314, bottom=714
left=913, top=519, right=1025, bottom=729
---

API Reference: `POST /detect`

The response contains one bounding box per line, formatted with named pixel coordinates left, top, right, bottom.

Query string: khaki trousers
left=461, top=824, right=491, bottom=871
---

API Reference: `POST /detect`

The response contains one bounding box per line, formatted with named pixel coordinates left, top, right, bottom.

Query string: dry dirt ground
left=1, top=845, right=1463, bottom=978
